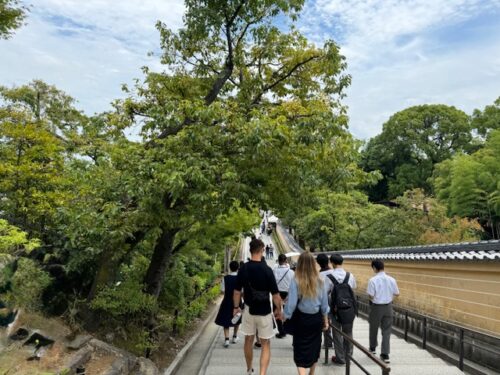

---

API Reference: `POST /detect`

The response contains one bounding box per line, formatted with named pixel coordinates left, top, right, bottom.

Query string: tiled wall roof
left=321, top=240, right=500, bottom=261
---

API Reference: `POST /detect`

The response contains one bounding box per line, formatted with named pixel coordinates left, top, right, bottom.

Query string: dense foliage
left=0, top=0, right=26, bottom=39
left=0, top=0, right=497, bottom=360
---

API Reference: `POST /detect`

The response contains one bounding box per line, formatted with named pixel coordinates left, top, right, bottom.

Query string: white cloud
left=0, top=0, right=185, bottom=114
left=301, top=0, right=500, bottom=139
left=0, top=0, right=499, bottom=141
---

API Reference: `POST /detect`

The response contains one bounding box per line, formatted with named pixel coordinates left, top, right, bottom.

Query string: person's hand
left=322, top=320, right=329, bottom=331
left=233, top=307, right=241, bottom=316
left=274, top=309, right=283, bottom=321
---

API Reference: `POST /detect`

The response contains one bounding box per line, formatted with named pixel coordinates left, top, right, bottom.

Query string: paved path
left=199, top=316, right=465, bottom=375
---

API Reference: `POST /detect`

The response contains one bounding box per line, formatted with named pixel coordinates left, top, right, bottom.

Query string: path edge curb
left=163, top=296, right=222, bottom=375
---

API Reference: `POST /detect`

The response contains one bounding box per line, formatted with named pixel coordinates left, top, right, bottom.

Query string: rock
left=103, top=357, right=129, bottom=375
left=105, top=332, right=115, bottom=342
left=9, top=327, right=29, bottom=340
left=65, top=346, right=93, bottom=374
left=134, top=358, right=159, bottom=375
left=0, top=307, right=17, bottom=327
left=23, top=331, right=55, bottom=348
left=67, top=334, right=92, bottom=350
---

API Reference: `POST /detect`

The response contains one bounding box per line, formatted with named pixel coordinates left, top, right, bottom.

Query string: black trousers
left=274, top=291, right=288, bottom=335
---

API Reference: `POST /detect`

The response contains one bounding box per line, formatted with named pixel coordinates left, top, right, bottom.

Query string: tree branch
left=251, top=55, right=320, bottom=105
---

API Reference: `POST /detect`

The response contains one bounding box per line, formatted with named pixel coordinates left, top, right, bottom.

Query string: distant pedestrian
left=215, top=261, right=242, bottom=347
left=269, top=244, right=274, bottom=259
left=367, top=259, right=400, bottom=364
left=284, top=252, right=329, bottom=375
left=273, top=254, right=295, bottom=338
left=233, top=238, right=282, bottom=375
left=328, top=254, right=357, bottom=365
left=265, top=245, right=270, bottom=259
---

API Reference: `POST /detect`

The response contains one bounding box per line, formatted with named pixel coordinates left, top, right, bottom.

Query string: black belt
left=370, top=302, right=392, bottom=306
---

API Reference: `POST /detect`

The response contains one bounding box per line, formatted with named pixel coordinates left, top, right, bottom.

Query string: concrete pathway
left=198, top=316, right=465, bottom=375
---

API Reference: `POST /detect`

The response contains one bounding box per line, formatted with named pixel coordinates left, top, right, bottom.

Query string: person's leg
left=342, top=322, right=353, bottom=358
left=259, top=338, right=271, bottom=375
left=331, top=318, right=345, bottom=362
left=309, top=362, right=317, bottom=375
left=380, top=305, right=393, bottom=356
left=369, top=306, right=381, bottom=351
left=244, top=335, right=254, bottom=371
left=297, top=367, right=307, bottom=375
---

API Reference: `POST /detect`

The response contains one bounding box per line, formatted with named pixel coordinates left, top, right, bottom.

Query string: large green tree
left=116, top=0, right=360, bottom=300
left=362, top=105, right=472, bottom=201
left=434, top=129, right=500, bottom=239
left=0, top=0, right=26, bottom=39
left=472, top=96, right=500, bottom=138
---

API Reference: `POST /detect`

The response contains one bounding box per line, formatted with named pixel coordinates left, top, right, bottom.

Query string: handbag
left=283, top=298, right=301, bottom=335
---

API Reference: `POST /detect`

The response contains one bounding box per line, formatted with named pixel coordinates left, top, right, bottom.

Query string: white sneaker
left=246, top=369, right=254, bottom=375
left=232, top=336, right=239, bottom=344
left=224, top=339, right=229, bottom=348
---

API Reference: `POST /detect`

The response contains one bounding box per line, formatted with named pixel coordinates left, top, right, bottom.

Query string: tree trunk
left=144, top=228, right=178, bottom=298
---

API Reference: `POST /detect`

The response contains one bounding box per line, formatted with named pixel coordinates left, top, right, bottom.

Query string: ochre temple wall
left=343, top=260, right=500, bottom=336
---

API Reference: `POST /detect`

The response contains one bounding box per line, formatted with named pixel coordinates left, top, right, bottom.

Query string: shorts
left=239, top=308, right=275, bottom=339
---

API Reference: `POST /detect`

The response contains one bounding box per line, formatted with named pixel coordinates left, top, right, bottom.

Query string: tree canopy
left=0, top=0, right=27, bottom=39
left=361, top=104, right=472, bottom=201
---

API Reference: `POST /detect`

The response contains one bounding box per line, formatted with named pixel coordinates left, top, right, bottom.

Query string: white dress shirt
left=273, top=265, right=294, bottom=292
left=367, top=271, right=400, bottom=304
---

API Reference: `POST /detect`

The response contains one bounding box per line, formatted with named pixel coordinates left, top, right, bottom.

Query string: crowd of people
left=214, top=237, right=400, bottom=375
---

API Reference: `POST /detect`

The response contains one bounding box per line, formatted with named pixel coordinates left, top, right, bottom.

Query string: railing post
left=346, top=355, right=351, bottom=375
left=404, top=311, right=408, bottom=342
left=459, top=328, right=464, bottom=371
left=324, top=336, right=329, bottom=365
left=356, top=295, right=359, bottom=317
left=422, top=317, right=427, bottom=349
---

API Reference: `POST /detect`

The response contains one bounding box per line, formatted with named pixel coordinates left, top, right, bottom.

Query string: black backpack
left=327, top=273, right=357, bottom=324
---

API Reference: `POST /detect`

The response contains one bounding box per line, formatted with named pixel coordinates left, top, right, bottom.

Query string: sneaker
left=224, top=339, right=229, bottom=348
left=369, top=347, right=376, bottom=355
left=246, top=369, right=254, bottom=375
left=380, top=354, right=390, bottom=363
left=254, top=342, right=261, bottom=349
left=331, top=356, right=345, bottom=365
left=232, top=336, right=239, bottom=344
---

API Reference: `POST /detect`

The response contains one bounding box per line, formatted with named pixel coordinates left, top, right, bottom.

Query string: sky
left=1, top=0, right=499, bottom=140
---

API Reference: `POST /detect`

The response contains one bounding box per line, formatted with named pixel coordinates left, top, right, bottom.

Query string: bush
left=91, top=278, right=156, bottom=318
left=8, top=258, right=52, bottom=310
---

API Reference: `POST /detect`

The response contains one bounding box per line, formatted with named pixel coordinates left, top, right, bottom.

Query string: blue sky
left=1, top=0, right=499, bottom=140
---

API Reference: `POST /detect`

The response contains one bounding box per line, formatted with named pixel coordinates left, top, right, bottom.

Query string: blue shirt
left=284, top=277, right=330, bottom=319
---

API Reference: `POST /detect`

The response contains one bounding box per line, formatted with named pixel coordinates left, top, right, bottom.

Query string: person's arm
left=232, top=268, right=244, bottom=316
left=283, top=279, right=298, bottom=320
left=351, top=274, right=357, bottom=290
left=320, top=279, right=330, bottom=331
left=272, top=293, right=283, bottom=320
left=367, top=279, right=375, bottom=301
left=220, top=277, right=225, bottom=293
left=392, top=278, right=400, bottom=297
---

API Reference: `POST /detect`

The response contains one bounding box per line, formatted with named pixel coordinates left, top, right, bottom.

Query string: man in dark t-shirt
left=233, top=238, right=282, bottom=375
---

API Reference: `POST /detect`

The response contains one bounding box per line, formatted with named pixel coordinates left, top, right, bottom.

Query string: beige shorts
left=240, top=308, right=275, bottom=339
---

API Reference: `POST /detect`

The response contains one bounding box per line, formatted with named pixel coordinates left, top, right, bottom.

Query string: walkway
left=199, top=316, right=465, bottom=375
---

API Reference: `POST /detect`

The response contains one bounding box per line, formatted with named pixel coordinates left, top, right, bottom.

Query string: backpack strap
left=326, top=274, right=339, bottom=285
left=342, top=272, right=351, bottom=284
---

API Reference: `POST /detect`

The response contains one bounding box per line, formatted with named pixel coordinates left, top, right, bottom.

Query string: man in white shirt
left=367, top=259, right=400, bottom=364
left=273, top=254, right=294, bottom=338
left=329, top=254, right=357, bottom=365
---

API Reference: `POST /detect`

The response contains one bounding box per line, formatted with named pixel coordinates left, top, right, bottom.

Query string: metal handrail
left=324, top=326, right=390, bottom=375
left=355, top=295, right=500, bottom=372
